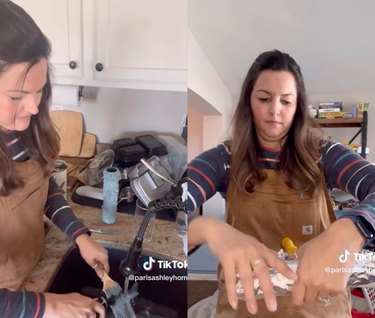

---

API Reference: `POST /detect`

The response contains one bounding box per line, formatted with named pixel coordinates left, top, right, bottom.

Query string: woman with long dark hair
left=0, top=1, right=108, bottom=317
left=188, top=50, right=375, bottom=317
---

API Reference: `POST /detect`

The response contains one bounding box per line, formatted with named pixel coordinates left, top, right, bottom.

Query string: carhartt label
left=302, top=225, right=313, bottom=235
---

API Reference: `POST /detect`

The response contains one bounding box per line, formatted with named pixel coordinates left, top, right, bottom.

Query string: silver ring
left=252, top=258, right=264, bottom=267
left=317, top=296, right=331, bottom=307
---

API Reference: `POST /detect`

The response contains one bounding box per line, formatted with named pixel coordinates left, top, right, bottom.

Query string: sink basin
left=47, top=247, right=187, bottom=317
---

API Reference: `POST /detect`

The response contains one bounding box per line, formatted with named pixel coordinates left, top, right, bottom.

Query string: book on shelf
left=318, top=107, right=342, bottom=113
left=318, top=102, right=343, bottom=109
left=317, top=111, right=352, bottom=118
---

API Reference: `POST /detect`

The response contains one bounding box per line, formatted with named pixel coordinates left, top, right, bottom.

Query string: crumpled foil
left=236, top=249, right=375, bottom=300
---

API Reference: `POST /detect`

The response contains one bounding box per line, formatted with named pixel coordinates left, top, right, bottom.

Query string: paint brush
left=101, top=271, right=130, bottom=318
left=101, top=271, right=123, bottom=300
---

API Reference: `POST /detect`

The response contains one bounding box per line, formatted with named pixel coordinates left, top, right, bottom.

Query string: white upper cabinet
left=91, top=0, right=187, bottom=91
left=12, top=0, right=83, bottom=81
left=13, top=0, right=187, bottom=91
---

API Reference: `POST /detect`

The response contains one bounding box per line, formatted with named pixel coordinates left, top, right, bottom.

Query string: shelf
left=313, top=117, right=363, bottom=127
left=313, top=111, right=368, bottom=159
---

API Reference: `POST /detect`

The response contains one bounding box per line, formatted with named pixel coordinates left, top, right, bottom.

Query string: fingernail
left=269, top=299, right=277, bottom=312
left=249, top=305, right=257, bottom=315
left=230, top=299, right=238, bottom=310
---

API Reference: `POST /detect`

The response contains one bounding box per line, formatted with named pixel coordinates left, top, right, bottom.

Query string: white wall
left=188, top=90, right=224, bottom=161
left=188, top=30, right=235, bottom=134
left=187, top=35, right=228, bottom=228
left=187, top=34, right=231, bottom=219
left=52, top=87, right=187, bottom=143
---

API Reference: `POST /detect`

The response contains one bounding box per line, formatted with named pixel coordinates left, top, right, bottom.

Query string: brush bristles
left=102, top=272, right=123, bottom=298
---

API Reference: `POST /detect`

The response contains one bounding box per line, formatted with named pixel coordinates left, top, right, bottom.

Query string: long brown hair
left=230, top=50, right=323, bottom=197
left=0, top=0, right=59, bottom=196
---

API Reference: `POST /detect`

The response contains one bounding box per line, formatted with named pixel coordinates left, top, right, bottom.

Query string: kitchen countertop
left=22, top=197, right=185, bottom=293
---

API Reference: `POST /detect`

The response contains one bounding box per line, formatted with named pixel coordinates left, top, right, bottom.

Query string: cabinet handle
left=95, top=63, right=104, bottom=72
left=69, top=61, right=77, bottom=69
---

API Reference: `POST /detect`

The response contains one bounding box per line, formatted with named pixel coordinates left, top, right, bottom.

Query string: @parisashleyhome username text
left=127, top=256, right=188, bottom=283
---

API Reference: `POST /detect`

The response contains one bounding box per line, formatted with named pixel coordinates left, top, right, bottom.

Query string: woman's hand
left=75, top=234, right=109, bottom=278
left=43, top=292, right=105, bottom=318
left=292, top=218, right=365, bottom=305
left=190, top=217, right=296, bottom=314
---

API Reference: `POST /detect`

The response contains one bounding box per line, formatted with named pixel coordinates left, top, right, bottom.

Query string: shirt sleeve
left=321, top=140, right=375, bottom=228
left=45, top=177, right=89, bottom=240
left=0, top=289, right=45, bottom=318
left=187, top=143, right=230, bottom=214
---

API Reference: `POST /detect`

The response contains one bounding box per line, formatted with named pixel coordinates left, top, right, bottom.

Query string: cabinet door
left=12, top=0, right=83, bottom=84
left=92, top=0, right=187, bottom=91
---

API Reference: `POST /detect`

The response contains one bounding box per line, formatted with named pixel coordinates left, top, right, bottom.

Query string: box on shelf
left=357, top=103, right=370, bottom=118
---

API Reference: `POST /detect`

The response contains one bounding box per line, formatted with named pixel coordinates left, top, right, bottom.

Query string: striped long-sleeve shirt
left=187, top=140, right=375, bottom=234
left=0, top=131, right=90, bottom=318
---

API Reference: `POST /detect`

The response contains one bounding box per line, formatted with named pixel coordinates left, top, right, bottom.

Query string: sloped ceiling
left=189, top=0, right=375, bottom=99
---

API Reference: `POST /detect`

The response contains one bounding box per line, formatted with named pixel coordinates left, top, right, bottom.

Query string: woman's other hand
left=189, top=216, right=297, bottom=314
left=292, top=218, right=364, bottom=305
left=75, top=234, right=109, bottom=278
left=43, top=292, right=105, bottom=318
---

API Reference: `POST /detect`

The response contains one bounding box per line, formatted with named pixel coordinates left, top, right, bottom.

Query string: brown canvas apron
left=216, top=169, right=351, bottom=317
left=0, top=159, right=48, bottom=290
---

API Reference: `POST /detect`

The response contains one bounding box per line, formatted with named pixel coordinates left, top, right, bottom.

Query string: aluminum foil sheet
left=236, top=249, right=375, bottom=300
